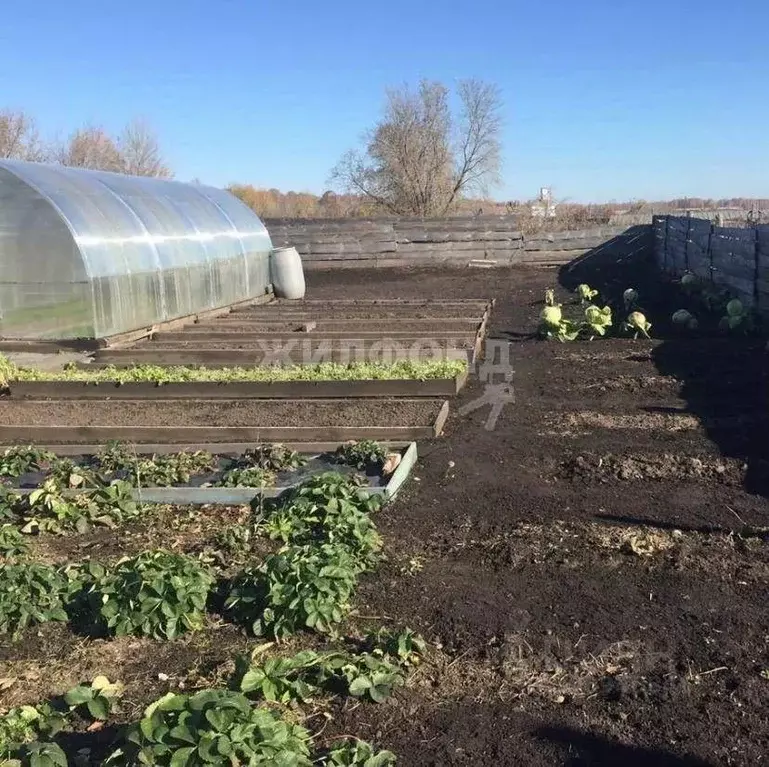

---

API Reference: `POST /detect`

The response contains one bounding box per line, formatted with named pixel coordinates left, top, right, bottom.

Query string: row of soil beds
left=2, top=357, right=469, bottom=399
left=100, top=297, right=494, bottom=368
left=0, top=398, right=450, bottom=445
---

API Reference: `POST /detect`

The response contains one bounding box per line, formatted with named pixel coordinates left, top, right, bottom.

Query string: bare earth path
left=308, top=266, right=769, bottom=767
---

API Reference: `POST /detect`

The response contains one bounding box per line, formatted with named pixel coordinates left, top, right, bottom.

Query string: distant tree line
left=0, top=109, right=171, bottom=177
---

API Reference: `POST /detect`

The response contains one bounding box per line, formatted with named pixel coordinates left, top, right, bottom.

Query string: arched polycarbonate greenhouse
left=0, top=160, right=273, bottom=340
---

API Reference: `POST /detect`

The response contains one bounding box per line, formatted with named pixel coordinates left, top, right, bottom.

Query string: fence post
left=684, top=210, right=692, bottom=273
left=706, top=222, right=714, bottom=283
left=754, top=223, right=760, bottom=309
left=663, top=216, right=670, bottom=272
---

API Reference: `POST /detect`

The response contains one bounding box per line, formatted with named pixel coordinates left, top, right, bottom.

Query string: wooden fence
left=654, top=215, right=769, bottom=310
left=265, top=216, right=641, bottom=269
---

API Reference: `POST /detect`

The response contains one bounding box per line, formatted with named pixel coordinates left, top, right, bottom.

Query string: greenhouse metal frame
left=0, top=160, right=273, bottom=340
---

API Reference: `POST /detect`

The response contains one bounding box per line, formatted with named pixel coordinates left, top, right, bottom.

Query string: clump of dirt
left=580, top=375, right=679, bottom=393
left=560, top=452, right=744, bottom=484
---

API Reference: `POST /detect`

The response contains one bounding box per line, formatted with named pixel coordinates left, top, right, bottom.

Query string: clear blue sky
left=1, top=0, right=767, bottom=202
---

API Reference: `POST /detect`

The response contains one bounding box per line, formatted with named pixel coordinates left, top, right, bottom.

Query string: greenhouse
left=0, top=160, right=273, bottom=340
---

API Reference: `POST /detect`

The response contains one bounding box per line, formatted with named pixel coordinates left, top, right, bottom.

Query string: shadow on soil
left=537, top=725, right=714, bottom=767
left=559, top=231, right=769, bottom=500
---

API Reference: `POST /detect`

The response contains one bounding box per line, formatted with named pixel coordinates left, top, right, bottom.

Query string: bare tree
left=0, top=109, right=47, bottom=161
left=118, top=119, right=172, bottom=178
left=55, top=125, right=124, bottom=172
left=330, top=79, right=502, bottom=216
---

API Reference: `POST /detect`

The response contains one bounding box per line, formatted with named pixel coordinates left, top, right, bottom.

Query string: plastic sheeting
left=0, top=160, right=272, bottom=339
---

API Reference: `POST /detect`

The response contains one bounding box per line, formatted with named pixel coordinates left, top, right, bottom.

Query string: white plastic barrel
left=270, top=246, right=306, bottom=300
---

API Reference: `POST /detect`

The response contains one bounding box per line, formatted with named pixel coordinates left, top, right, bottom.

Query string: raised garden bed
left=3, top=442, right=418, bottom=503
left=9, top=370, right=468, bottom=399
left=0, top=398, right=450, bottom=444
left=91, top=345, right=471, bottom=365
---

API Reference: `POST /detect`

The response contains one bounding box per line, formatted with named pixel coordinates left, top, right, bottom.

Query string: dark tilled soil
left=197, top=319, right=481, bottom=333
left=0, top=398, right=444, bottom=427
left=3, top=265, right=769, bottom=766
left=141, top=338, right=474, bottom=351
left=308, top=266, right=769, bottom=766
left=230, top=306, right=487, bottom=319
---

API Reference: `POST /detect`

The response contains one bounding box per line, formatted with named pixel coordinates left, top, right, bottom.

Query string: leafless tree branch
left=330, top=79, right=502, bottom=216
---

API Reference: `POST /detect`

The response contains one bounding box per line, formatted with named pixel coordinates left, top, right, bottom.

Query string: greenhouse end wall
left=0, top=161, right=273, bottom=340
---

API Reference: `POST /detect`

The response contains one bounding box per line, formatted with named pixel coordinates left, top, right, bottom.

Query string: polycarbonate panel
left=0, top=167, right=92, bottom=338
left=0, top=160, right=273, bottom=340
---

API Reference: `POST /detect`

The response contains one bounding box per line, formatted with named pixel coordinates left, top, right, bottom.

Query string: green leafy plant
left=94, top=441, right=135, bottom=474
left=322, top=739, right=397, bottom=766
left=672, top=309, right=699, bottom=331
left=234, top=630, right=424, bottom=705
left=132, top=451, right=215, bottom=487
left=238, top=444, right=307, bottom=472
left=84, top=551, right=214, bottom=639
left=718, top=298, right=755, bottom=334
left=7, top=359, right=467, bottom=384
left=623, top=311, right=652, bottom=339
left=105, top=689, right=312, bottom=766
left=217, top=466, right=276, bottom=488
left=0, top=704, right=66, bottom=763
left=4, top=740, right=68, bottom=767
left=0, top=447, right=55, bottom=479
left=576, top=283, right=598, bottom=304
left=0, top=523, right=29, bottom=558
left=213, top=522, right=255, bottom=558
left=226, top=543, right=360, bottom=639
left=539, top=305, right=581, bottom=342
left=335, top=441, right=388, bottom=470
left=0, top=562, right=70, bottom=638
left=365, top=627, right=427, bottom=668
left=64, top=675, right=123, bottom=720
left=583, top=305, right=613, bottom=338
left=256, top=473, right=383, bottom=565
left=19, top=479, right=139, bottom=535
left=46, top=458, right=100, bottom=491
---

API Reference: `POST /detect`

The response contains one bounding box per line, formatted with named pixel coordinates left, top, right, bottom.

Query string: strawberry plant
left=322, top=739, right=396, bottom=766
left=94, top=441, right=135, bottom=473
left=233, top=633, right=423, bottom=705
left=132, top=451, right=215, bottom=487
left=365, top=627, right=426, bottom=667
left=94, top=444, right=215, bottom=486
left=0, top=562, right=70, bottom=638
left=226, top=543, right=360, bottom=638
left=335, top=441, right=388, bottom=470
left=237, top=444, right=307, bottom=472
left=9, top=740, right=68, bottom=766
left=63, top=675, right=123, bottom=720
left=0, top=704, right=66, bottom=763
left=0, top=523, right=28, bottom=558
left=217, top=466, right=276, bottom=488
left=46, top=458, right=100, bottom=491
left=84, top=550, right=214, bottom=639
left=0, top=447, right=55, bottom=479
left=104, top=689, right=312, bottom=766
left=18, top=479, right=139, bottom=535
left=258, top=473, right=383, bottom=565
